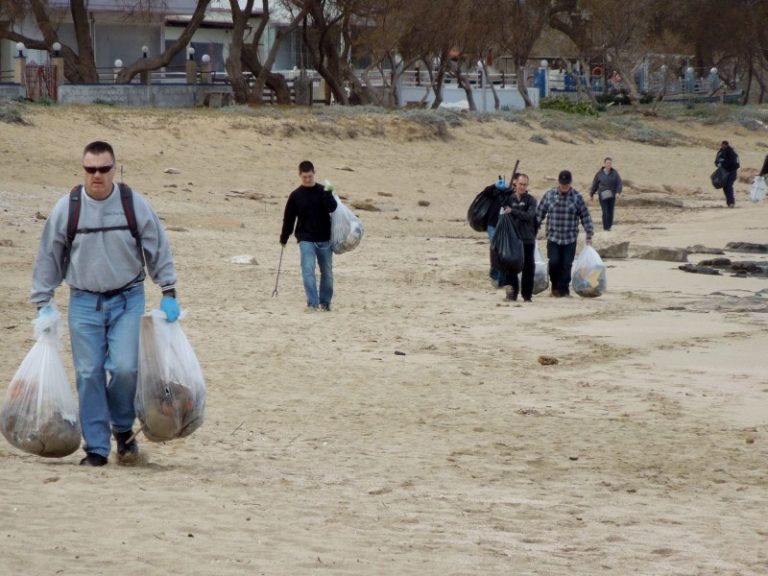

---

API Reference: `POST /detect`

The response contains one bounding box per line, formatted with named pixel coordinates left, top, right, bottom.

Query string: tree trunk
left=226, top=0, right=254, bottom=104
left=68, top=0, right=99, bottom=82
left=454, top=62, right=476, bottom=111
left=516, top=64, right=533, bottom=108
left=429, top=51, right=450, bottom=110
left=248, top=3, right=307, bottom=105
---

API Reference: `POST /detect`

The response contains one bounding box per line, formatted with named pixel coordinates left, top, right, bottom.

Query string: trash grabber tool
left=272, top=245, right=285, bottom=297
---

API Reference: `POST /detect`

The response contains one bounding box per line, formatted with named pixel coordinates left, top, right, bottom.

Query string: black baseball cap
left=558, top=170, right=572, bottom=184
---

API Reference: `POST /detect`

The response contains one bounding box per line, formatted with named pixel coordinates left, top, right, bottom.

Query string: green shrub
left=540, top=96, right=598, bottom=116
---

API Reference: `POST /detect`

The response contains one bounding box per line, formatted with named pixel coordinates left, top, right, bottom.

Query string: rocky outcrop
left=633, top=246, right=689, bottom=262
left=597, top=241, right=629, bottom=259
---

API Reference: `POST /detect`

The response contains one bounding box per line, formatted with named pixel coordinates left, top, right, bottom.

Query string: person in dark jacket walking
left=501, top=173, right=537, bottom=302
left=280, top=161, right=338, bottom=311
left=759, top=153, right=768, bottom=178
left=715, top=140, right=739, bottom=207
left=589, top=157, right=623, bottom=231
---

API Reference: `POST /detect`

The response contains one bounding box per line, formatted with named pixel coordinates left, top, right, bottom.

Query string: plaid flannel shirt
left=536, top=187, right=594, bottom=245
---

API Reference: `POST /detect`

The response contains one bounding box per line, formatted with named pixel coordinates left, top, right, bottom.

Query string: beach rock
left=725, top=242, right=768, bottom=254
left=164, top=168, right=181, bottom=174
left=698, top=258, right=731, bottom=268
left=633, top=247, right=689, bottom=262
left=0, top=239, right=13, bottom=247
left=228, top=255, right=258, bottom=265
left=729, top=261, right=768, bottom=276
left=679, top=263, right=720, bottom=275
left=687, top=244, right=725, bottom=255
left=597, top=241, right=629, bottom=259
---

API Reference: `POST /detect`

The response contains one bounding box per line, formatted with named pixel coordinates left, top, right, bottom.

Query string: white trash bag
left=532, top=243, right=549, bottom=295
left=328, top=182, right=364, bottom=254
left=571, top=245, right=607, bottom=298
left=135, top=310, right=206, bottom=442
left=750, top=176, right=766, bottom=203
left=0, top=304, right=81, bottom=457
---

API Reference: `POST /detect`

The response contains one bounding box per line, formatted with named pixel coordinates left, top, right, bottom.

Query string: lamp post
left=14, top=42, right=26, bottom=85
left=185, top=46, right=197, bottom=84
left=51, top=41, right=64, bottom=91
left=201, top=54, right=212, bottom=84
left=114, top=58, right=123, bottom=83
left=140, top=45, right=150, bottom=85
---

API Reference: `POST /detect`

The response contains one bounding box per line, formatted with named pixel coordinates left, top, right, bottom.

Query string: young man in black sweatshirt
left=280, top=161, right=338, bottom=310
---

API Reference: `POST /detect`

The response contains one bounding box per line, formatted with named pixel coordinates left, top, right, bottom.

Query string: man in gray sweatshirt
left=31, top=140, right=179, bottom=467
left=589, top=157, right=623, bottom=231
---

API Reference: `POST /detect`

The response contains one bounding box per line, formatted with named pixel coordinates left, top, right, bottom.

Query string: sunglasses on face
left=83, top=165, right=114, bottom=174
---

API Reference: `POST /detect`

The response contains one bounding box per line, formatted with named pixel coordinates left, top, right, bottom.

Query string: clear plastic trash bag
left=571, top=245, right=607, bottom=298
left=1, top=304, right=80, bottom=457
left=330, top=194, right=364, bottom=254
left=750, top=176, right=766, bottom=203
left=532, top=243, right=549, bottom=294
left=135, top=311, right=206, bottom=442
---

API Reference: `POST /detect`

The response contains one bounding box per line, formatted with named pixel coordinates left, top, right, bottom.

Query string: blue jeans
left=547, top=240, right=577, bottom=296
left=68, top=283, right=145, bottom=457
left=299, top=241, right=333, bottom=307
left=486, top=225, right=506, bottom=286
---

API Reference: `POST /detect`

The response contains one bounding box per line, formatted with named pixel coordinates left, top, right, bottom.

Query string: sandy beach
left=1, top=104, right=767, bottom=575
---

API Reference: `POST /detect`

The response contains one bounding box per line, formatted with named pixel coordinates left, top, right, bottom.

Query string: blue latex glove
left=160, top=296, right=180, bottom=323
left=496, top=178, right=506, bottom=189
left=37, top=304, right=54, bottom=318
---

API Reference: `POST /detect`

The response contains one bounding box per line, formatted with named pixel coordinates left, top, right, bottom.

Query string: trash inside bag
left=1, top=304, right=80, bottom=457
left=571, top=245, right=607, bottom=298
left=136, top=311, right=205, bottom=442
left=330, top=194, right=364, bottom=254
left=532, top=243, right=549, bottom=294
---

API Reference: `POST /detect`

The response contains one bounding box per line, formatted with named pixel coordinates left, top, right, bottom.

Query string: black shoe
left=319, top=303, right=331, bottom=312
left=523, top=297, right=532, bottom=302
left=114, top=430, right=139, bottom=465
left=504, top=286, right=518, bottom=301
left=80, top=452, right=108, bottom=466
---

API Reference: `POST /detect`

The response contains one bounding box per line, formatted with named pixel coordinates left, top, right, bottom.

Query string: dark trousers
left=547, top=240, right=577, bottom=296
left=507, top=242, right=535, bottom=300
left=723, top=170, right=737, bottom=206
left=599, top=194, right=616, bottom=230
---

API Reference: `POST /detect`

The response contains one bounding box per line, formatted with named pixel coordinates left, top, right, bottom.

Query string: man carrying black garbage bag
left=714, top=140, right=739, bottom=208
left=536, top=170, right=594, bottom=298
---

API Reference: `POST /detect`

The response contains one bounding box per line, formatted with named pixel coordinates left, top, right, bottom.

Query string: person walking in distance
left=536, top=170, right=594, bottom=297
left=501, top=173, right=537, bottom=302
left=31, top=140, right=180, bottom=466
left=589, top=157, right=623, bottom=231
left=280, top=161, right=338, bottom=311
left=715, top=140, right=739, bottom=208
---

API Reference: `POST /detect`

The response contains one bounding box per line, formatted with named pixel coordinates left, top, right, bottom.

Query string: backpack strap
left=118, top=183, right=146, bottom=268
left=62, top=185, right=82, bottom=276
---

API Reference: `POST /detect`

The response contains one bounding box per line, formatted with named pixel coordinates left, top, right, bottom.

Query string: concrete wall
left=0, top=84, right=25, bottom=101
left=56, top=84, right=232, bottom=107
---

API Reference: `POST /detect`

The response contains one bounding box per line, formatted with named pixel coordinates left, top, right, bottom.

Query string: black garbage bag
left=490, top=213, right=524, bottom=275
left=467, top=185, right=498, bottom=232
left=710, top=167, right=727, bottom=190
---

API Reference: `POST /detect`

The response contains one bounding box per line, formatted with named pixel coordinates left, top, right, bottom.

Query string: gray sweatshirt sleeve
left=132, top=192, right=177, bottom=290
left=30, top=194, right=70, bottom=306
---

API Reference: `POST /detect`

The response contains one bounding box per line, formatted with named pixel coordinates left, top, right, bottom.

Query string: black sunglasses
left=83, top=164, right=114, bottom=174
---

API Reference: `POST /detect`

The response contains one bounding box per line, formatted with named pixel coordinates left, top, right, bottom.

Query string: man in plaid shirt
left=536, top=170, right=594, bottom=297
